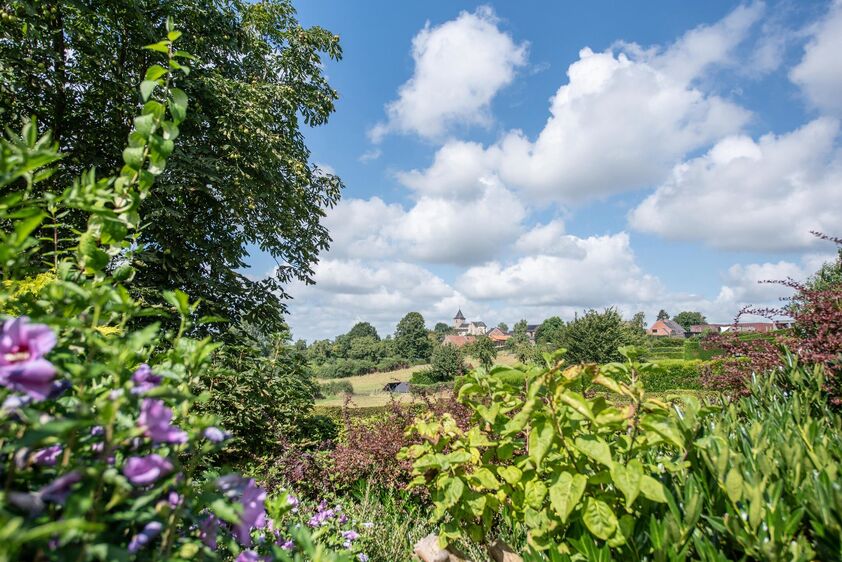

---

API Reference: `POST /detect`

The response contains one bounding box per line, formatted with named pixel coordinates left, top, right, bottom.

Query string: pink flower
left=131, top=364, right=162, bottom=394
left=138, top=399, right=187, bottom=444
left=123, top=454, right=173, bottom=485
left=0, top=317, right=57, bottom=401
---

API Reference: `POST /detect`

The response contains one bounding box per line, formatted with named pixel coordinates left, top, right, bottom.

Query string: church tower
left=453, top=308, right=465, bottom=329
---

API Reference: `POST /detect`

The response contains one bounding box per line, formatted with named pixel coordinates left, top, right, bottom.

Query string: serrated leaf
left=549, top=472, right=587, bottom=523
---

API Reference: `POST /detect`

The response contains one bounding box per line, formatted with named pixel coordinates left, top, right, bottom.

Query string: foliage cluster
left=402, top=347, right=842, bottom=561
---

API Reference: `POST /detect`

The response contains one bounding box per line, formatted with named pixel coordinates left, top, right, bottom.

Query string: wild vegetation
left=1, top=2, right=840, bottom=561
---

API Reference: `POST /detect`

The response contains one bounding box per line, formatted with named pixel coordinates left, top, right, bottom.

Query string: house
left=526, top=324, right=540, bottom=342
left=691, top=321, right=794, bottom=335
left=486, top=327, right=510, bottom=348
left=442, top=334, right=476, bottom=348
left=648, top=319, right=686, bottom=338
left=452, top=309, right=488, bottom=336
left=382, top=381, right=410, bottom=393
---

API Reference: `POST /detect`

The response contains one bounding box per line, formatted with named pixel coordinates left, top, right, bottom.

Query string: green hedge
left=318, top=380, right=354, bottom=397
left=646, top=336, right=685, bottom=347
left=643, top=359, right=703, bottom=391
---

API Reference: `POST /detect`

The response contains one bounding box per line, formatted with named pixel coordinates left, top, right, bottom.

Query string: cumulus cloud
left=790, top=1, right=842, bottom=116
left=285, top=259, right=470, bottom=341
left=629, top=117, right=842, bottom=250
left=398, top=3, right=760, bottom=204
left=370, top=6, right=527, bottom=142
left=457, top=232, right=663, bottom=307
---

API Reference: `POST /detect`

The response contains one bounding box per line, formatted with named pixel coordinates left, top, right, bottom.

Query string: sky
left=248, top=0, right=842, bottom=342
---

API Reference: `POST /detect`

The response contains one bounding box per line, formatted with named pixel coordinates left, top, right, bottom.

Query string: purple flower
left=286, top=493, right=299, bottom=512
left=342, top=530, right=359, bottom=542
left=46, top=379, right=71, bottom=400
left=167, top=491, right=182, bottom=508
left=338, top=513, right=349, bottom=524
left=138, top=399, right=187, bottom=444
left=203, top=426, right=229, bottom=443
left=236, top=551, right=266, bottom=562
left=131, top=364, right=162, bottom=394
left=278, top=538, right=294, bottom=550
left=31, top=444, right=62, bottom=466
left=128, top=521, right=163, bottom=553
left=0, top=317, right=58, bottom=401
left=308, top=500, right=336, bottom=527
left=234, top=479, right=267, bottom=546
left=40, top=471, right=82, bottom=504
left=199, top=514, right=219, bottom=550
left=123, top=454, right=173, bottom=486
left=90, top=425, right=104, bottom=436
left=358, top=555, right=369, bottom=562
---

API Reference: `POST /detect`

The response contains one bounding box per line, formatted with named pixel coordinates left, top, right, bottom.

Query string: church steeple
left=453, top=308, right=465, bottom=329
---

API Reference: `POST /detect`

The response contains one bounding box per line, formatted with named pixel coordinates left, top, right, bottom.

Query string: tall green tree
left=672, top=311, right=706, bottom=330
left=466, top=335, right=497, bottom=371
left=560, top=308, right=629, bottom=364
left=497, top=322, right=509, bottom=333
left=0, top=0, right=343, bottom=333
left=657, top=309, right=670, bottom=321
left=430, top=342, right=467, bottom=382
left=507, top=319, right=532, bottom=363
left=395, top=312, right=432, bottom=361
left=535, top=316, right=565, bottom=346
left=346, top=321, right=379, bottom=341
left=433, top=321, right=452, bottom=342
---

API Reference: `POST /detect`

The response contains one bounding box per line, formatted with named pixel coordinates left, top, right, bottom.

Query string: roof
left=383, top=382, right=410, bottom=392
left=526, top=324, right=540, bottom=332
left=488, top=332, right=510, bottom=342
left=443, top=334, right=476, bottom=347
left=473, top=321, right=487, bottom=327
left=453, top=308, right=465, bottom=320
left=663, top=319, right=685, bottom=334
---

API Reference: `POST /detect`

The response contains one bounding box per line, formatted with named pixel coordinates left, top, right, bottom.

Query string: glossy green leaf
left=549, top=472, right=587, bottom=523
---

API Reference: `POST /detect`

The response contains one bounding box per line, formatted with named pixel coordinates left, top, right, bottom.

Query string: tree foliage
left=433, top=321, right=452, bottom=342
left=395, top=312, right=432, bottom=362
left=0, top=0, right=344, bottom=334
left=672, top=311, right=706, bottom=330
left=559, top=308, right=630, bottom=365
left=466, top=335, right=497, bottom=371
left=429, top=343, right=467, bottom=382
left=656, top=309, right=669, bottom=321
left=535, top=316, right=564, bottom=346
left=346, top=321, right=379, bottom=341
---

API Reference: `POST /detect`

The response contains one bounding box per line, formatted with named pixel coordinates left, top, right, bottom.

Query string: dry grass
left=316, top=364, right=429, bottom=408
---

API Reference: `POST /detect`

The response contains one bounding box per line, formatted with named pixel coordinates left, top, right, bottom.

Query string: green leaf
left=549, top=472, right=587, bottom=523
left=610, top=459, right=643, bottom=510
left=558, top=391, right=594, bottom=421
left=640, top=475, right=667, bottom=503
left=497, top=465, right=522, bottom=485
left=443, top=477, right=465, bottom=508
left=583, top=498, right=618, bottom=540
left=574, top=436, right=613, bottom=467
left=139, top=80, right=157, bottom=102
left=525, top=480, right=548, bottom=509
left=122, top=146, right=145, bottom=170
left=528, top=416, right=555, bottom=468
left=725, top=468, right=743, bottom=502
left=133, top=114, right=155, bottom=138
left=145, top=64, right=168, bottom=81
left=167, top=30, right=183, bottom=41
left=13, top=211, right=46, bottom=244
left=170, top=88, right=188, bottom=124
left=470, top=468, right=500, bottom=491
left=143, top=40, right=170, bottom=53
left=640, top=414, right=685, bottom=449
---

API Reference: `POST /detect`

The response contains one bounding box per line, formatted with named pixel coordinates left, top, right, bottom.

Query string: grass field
left=315, top=352, right=520, bottom=408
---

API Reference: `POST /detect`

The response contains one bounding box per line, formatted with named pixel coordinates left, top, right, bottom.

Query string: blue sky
left=252, top=0, right=842, bottom=342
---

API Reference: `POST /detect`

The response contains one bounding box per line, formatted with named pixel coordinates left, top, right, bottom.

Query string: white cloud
left=323, top=197, right=404, bottom=260
left=370, top=6, right=527, bottom=142
left=285, top=259, right=470, bottom=341
left=629, top=117, right=842, bottom=250
left=399, top=3, right=759, bottom=204
left=513, top=220, right=584, bottom=258
left=790, top=1, right=842, bottom=116
left=458, top=232, right=663, bottom=307
left=358, top=149, right=382, bottom=163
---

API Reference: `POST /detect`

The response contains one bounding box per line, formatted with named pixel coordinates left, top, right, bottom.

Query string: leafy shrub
left=646, top=336, right=685, bottom=348
left=429, top=343, right=467, bottom=382
left=377, top=356, right=409, bottom=372
left=400, top=348, right=686, bottom=556
left=409, top=368, right=437, bottom=385
left=320, top=380, right=354, bottom=397
left=640, top=359, right=703, bottom=391
left=0, top=30, right=345, bottom=561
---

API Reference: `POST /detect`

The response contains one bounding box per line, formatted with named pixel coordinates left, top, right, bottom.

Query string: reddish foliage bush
left=702, top=233, right=841, bottom=400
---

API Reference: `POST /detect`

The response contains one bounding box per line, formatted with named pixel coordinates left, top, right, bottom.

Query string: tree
left=535, top=316, right=565, bottom=346
left=466, top=336, right=497, bottom=371
left=0, top=0, right=343, bottom=334
left=623, top=312, right=648, bottom=347
left=657, top=309, right=670, bottom=321
left=497, top=322, right=509, bottom=333
left=395, top=312, right=432, bottom=361
left=433, top=322, right=452, bottom=342
left=430, top=343, right=467, bottom=382
left=559, top=308, right=628, bottom=365
left=507, top=319, right=532, bottom=363
left=347, top=321, right=380, bottom=341
left=672, top=311, right=707, bottom=330
left=348, top=336, right=383, bottom=362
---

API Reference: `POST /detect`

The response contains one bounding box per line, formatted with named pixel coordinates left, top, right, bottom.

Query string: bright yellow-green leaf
left=583, top=497, right=618, bottom=540
left=574, top=436, right=613, bottom=467
left=640, top=475, right=667, bottom=503
left=549, top=472, right=587, bottom=523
